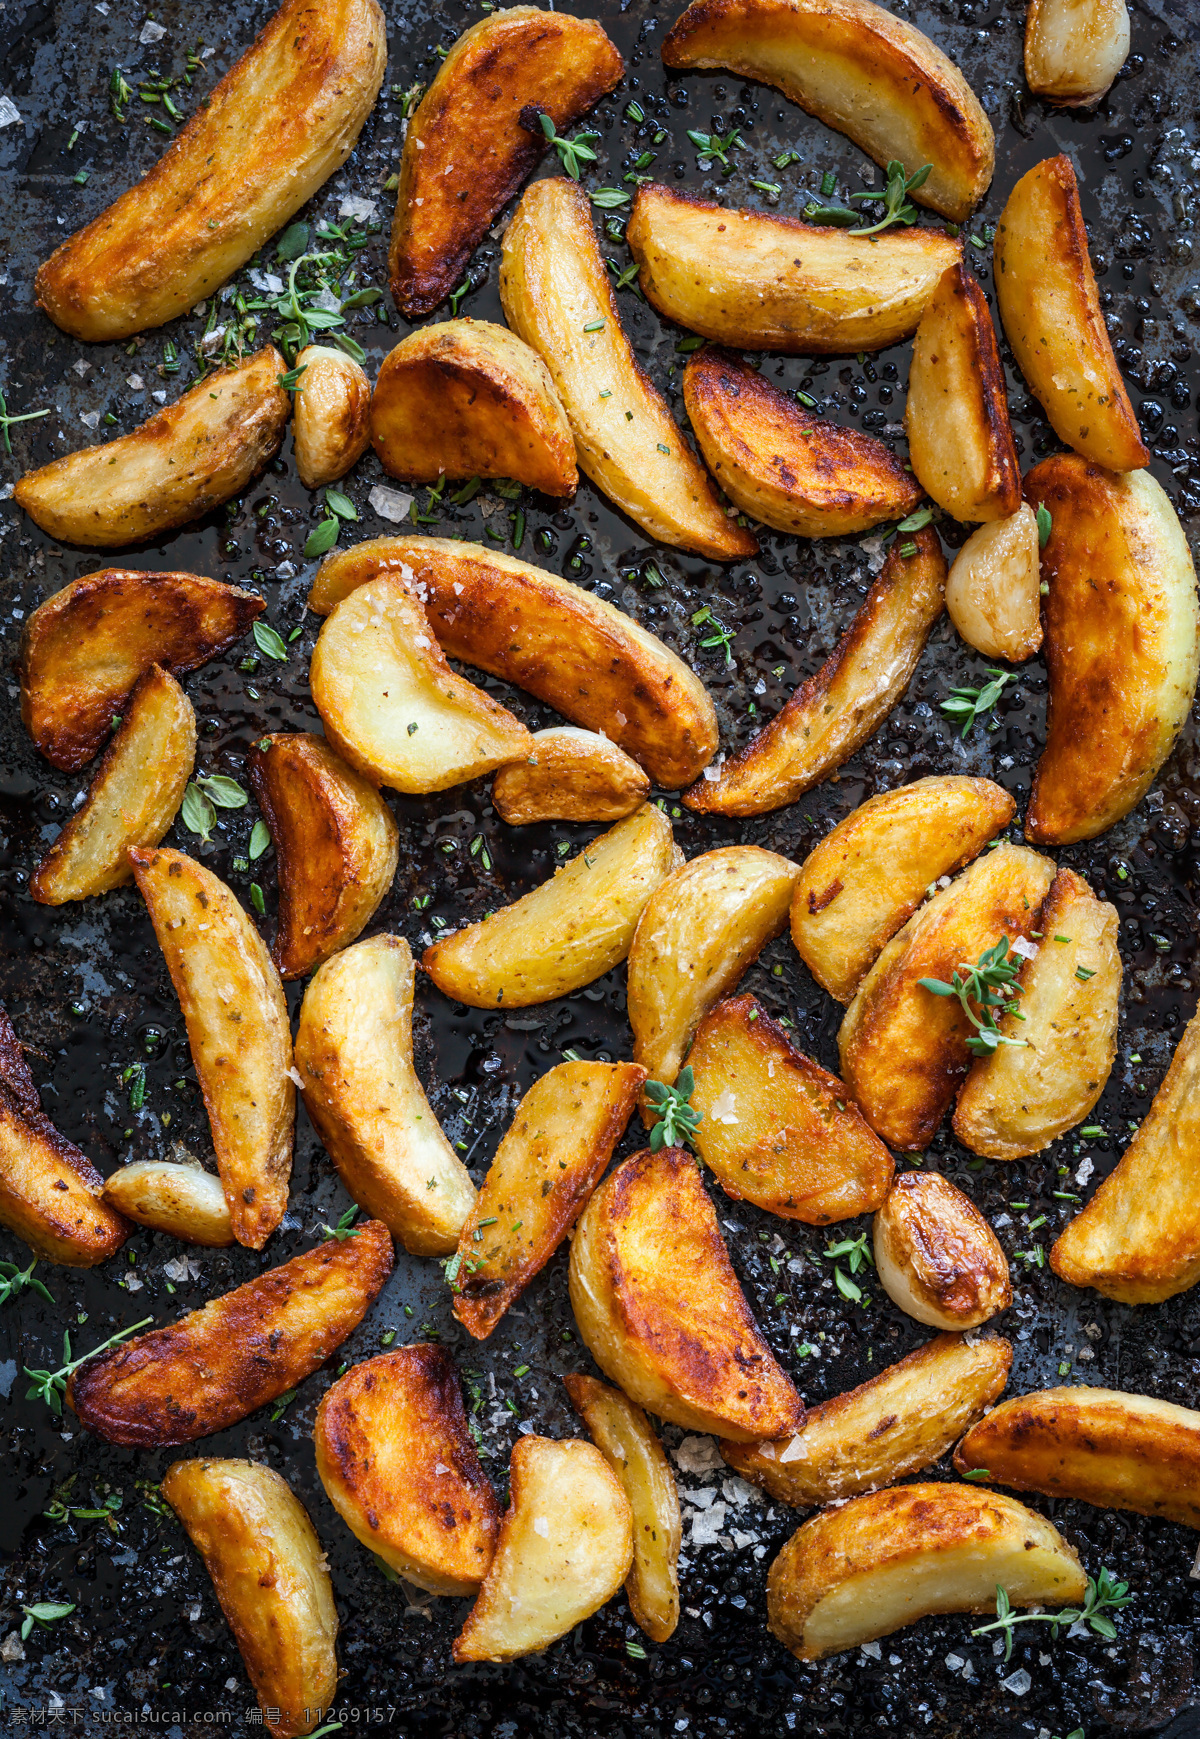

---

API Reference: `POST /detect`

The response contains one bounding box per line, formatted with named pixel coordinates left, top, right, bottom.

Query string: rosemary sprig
left=0, top=1257, right=54, bottom=1307
left=971, top=1569, right=1132, bottom=1661
left=645, top=1066, right=703, bottom=1153
left=918, top=936, right=1028, bottom=1056
left=939, top=668, right=1014, bottom=738
left=24, top=1320, right=153, bottom=1416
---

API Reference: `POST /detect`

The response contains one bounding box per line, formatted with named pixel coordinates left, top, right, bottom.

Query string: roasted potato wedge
left=452, top=1061, right=644, bottom=1339
left=453, top=1434, right=633, bottom=1662
left=101, top=1159, right=234, bottom=1247
left=662, top=0, right=994, bottom=223
left=766, top=1483, right=1086, bottom=1662
left=294, top=935, right=475, bottom=1256
left=389, top=7, right=623, bottom=318
left=249, top=733, right=399, bottom=980
left=627, top=184, right=960, bottom=354
left=130, top=847, right=295, bottom=1250
left=791, top=776, right=1015, bottom=1004
left=569, top=1145, right=804, bottom=1441
left=314, top=1345, right=500, bottom=1593
left=1024, top=456, right=1199, bottom=844
left=954, top=868, right=1121, bottom=1158
left=423, top=803, right=676, bottom=1009
left=685, top=531, right=946, bottom=817
left=20, top=568, right=262, bottom=771
left=838, top=842, right=1055, bottom=1150
left=162, top=1458, right=337, bottom=1739
left=36, top=0, right=386, bottom=341
left=67, top=1220, right=393, bottom=1445
left=724, top=1330, right=1011, bottom=1508
left=683, top=347, right=921, bottom=537
left=874, top=1172, right=1011, bottom=1329
left=1025, top=0, right=1130, bottom=107
left=309, top=538, right=718, bottom=788
left=945, top=506, right=1043, bottom=662
left=994, top=155, right=1148, bottom=471
left=492, top=728, right=650, bottom=825
left=292, top=346, right=371, bottom=490
left=31, top=666, right=195, bottom=904
left=369, top=321, right=576, bottom=496
left=564, top=1372, right=682, bottom=1642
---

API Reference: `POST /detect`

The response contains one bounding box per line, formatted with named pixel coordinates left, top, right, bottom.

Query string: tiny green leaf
left=303, top=516, right=340, bottom=559
left=195, top=774, right=248, bottom=809
left=248, top=819, right=272, bottom=860
left=1037, top=501, right=1052, bottom=548
left=253, top=621, right=289, bottom=661
left=180, top=782, right=216, bottom=843
left=325, top=487, right=358, bottom=521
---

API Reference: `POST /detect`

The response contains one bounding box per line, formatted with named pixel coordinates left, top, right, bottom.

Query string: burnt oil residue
left=1, top=0, right=1200, bottom=1734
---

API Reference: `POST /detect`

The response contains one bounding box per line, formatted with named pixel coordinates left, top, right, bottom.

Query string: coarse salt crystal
left=368, top=484, right=413, bottom=522
left=127, top=374, right=144, bottom=390
left=1076, top=1156, right=1094, bottom=1186
left=0, top=96, right=21, bottom=128
left=532, top=1516, right=549, bottom=1537
left=73, top=359, right=91, bottom=378
left=139, top=18, right=166, bottom=43
left=80, top=410, right=101, bottom=429
left=709, top=1090, right=738, bottom=1126
left=1011, top=936, right=1038, bottom=960
left=338, top=196, right=377, bottom=221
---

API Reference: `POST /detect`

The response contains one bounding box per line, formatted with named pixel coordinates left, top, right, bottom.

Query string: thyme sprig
left=24, top=1320, right=153, bottom=1416
left=321, top=1205, right=361, bottom=1242
left=645, top=1066, right=703, bottom=1153
left=536, top=112, right=600, bottom=180
left=971, top=1569, right=1132, bottom=1661
left=0, top=389, right=50, bottom=456
left=939, top=668, right=1015, bottom=738
left=687, top=128, right=743, bottom=173
left=918, top=936, right=1028, bottom=1056
left=804, top=160, right=933, bottom=235
left=0, top=1257, right=53, bottom=1307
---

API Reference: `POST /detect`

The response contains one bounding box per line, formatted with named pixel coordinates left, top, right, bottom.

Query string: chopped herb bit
left=1036, top=501, right=1053, bottom=548
left=249, top=882, right=265, bottom=916
left=583, top=318, right=606, bottom=333
left=276, top=363, right=309, bottom=392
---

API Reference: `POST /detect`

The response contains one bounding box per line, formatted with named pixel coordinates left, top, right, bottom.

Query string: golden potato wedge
left=130, top=847, right=295, bottom=1250
left=31, top=666, right=195, bottom=905
left=874, top=1172, right=1011, bottom=1329
left=453, top=1434, right=633, bottom=1662
left=723, top=1330, right=1011, bottom=1508
left=994, top=155, right=1148, bottom=471
left=249, top=733, right=398, bottom=981
left=790, top=776, right=1016, bottom=1004
left=492, top=728, right=650, bottom=825
left=627, top=184, right=961, bottom=354
left=1024, top=456, right=1199, bottom=845
left=683, top=348, right=922, bottom=537
left=452, top=1061, right=644, bottom=1339
left=838, top=842, right=1055, bottom=1150
left=101, top=1159, right=234, bottom=1247
left=389, top=7, right=623, bottom=319
left=766, top=1483, right=1086, bottom=1662
left=309, top=538, right=718, bottom=788
left=500, top=179, right=757, bottom=560
left=294, top=935, right=475, bottom=1256
left=422, top=803, right=676, bottom=1010
left=36, top=0, right=386, bottom=342
left=569, top=1145, right=804, bottom=1441
left=954, top=868, right=1120, bottom=1159
left=945, top=506, right=1043, bottom=662
left=67, top=1220, right=393, bottom=1445
left=1025, top=0, right=1130, bottom=107
left=685, top=530, right=946, bottom=818
left=369, top=321, right=576, bottom=496
left=162, top=1458, right=337, bottom=1739
left=20, top=568, right=262, bottom=772
left=954, top=1385, right=1200, bottom=1530
left=662, top=0, right=994, bottom=224
left=564, top=1372, right=682, bottom=1643
left=314, top=1345, right=500, bottom=1593
left=292, top=346, right=371, bottom=490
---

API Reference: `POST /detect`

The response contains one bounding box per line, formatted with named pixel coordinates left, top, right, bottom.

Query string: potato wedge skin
left=36, top=0, right=386, bottom=341
left=1025, top=457, right=1199, bottom=844
left=389, top=7, right=623, bottom=318
left=627, top=184, right=960, bottom=354
left=101, top=1160, right=234, bottom=1247
left=292, top=346, right=371, bottom=490
left=67, top=1221, right=393, bottom=1446
left=661, top=0, right=994, bottom=223
left=791, top=776, right=1015, bottom=1003
left=370, top=321, right=576, bottom=496
left=31, top=666, right=195, bottom=904
left=20, top=569, right=262, bottom=771
left=684, top=348, right=921, bottom=536
left=685, top=530, right=946, bottom=817
left=945, top=506, right=1043, bottom=662
left=1026, top=0, right=1130, bottom=107
left=874, top=1172, right=1011, bottom=1329
left=314, top=1346, right=500, bottom=1593
left=493, top=728, right=651, bottom=825
left=162, top=1458, right=337, bottom=1739
left=994, top=155, right=1147, bottom=470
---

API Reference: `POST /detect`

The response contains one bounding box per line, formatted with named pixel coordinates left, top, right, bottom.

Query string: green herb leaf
left=919, top=935, right=1028, bottom=1056
left=253, top=621, right=289, bottom=661
left=248, top=819, right=271, bottom=860
left=275, top=221, right=310, bottom=261
left=644, top=1066, right=703, bottom=1153
left=249, top=882, right=265, bottom=916
left=1037, top=501, right=1053, bottom=548
left=24, top=1318, right=153, bottom=1416
left=590, top=187, right=631, bottom=210
left=321, top=1205, right=361, bottom=1243
left=0, top=1258, right=54, bottom=1308
left=303, top=516, right=339, bottom=559
left=277, top=364, right=308, bottom=392
left=939, top=667, right=1014, bottom=739
left=195, top=774, right=247, bottom=809
left=325, top=487, right=358, bottom=521
left=961, top=1468, right=992, bottom=1482
left=180, top=781, right=217, bottom=843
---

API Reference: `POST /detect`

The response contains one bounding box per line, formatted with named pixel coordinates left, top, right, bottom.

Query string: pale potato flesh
left=101, top=1160, right=234, bottom=1247
left=873, top=1172, right=1011, bottom=1329
left=945, top=506, right=1043, bottom=662
left=1025, top=0, right=1130, bottom=106
left=292, top=346, right=371, bottom=490
left=492, top=728, right=651, bottom=825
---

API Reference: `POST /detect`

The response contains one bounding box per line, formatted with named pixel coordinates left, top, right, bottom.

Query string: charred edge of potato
left=492, top=728, right=651, bottom=825
left=101, top=1159, right=235, bottom=1247
left=292, top=346, right=372, bottom=490
left=1025, top=0, right=1130, bottom=108
left=873, top=1172, right=1011, bottom=1330
left=944, top=505, right=1043, bottom=664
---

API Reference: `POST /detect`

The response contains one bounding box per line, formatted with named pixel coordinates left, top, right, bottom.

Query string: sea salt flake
left=689, top=1502, right=726, bottom=1546
left=73, top=358, right=92, bottom=378
left=338, top=196, right=377, bottom=221
left=1011, top=936, right=1039, bottom=960
left=532, top=1516, right=549, bottom=1538
left=369, top=484, right=413, bottom=522
left=81, top=410, right=101, bottom=428
left=672, top=1434, right=723, bottom=1475
left=0, top=96, right=21, bottom=128
left=1075, top=1157, right=1094, bottom=1186
left=139, top=19, right=166, bottom=43
left=127, top=374, right=144, bottom=390
left=286, top=1066, right=305, bottom=1089
left=1001, top=1669, right=1031, bottom=1696
left=859, top=1641, right=881, bottom=1660
left=709, top=1090, right=739, bottom=1126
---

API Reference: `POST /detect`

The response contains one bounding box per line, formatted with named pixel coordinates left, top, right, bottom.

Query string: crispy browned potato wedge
left=1024, top=455, right=1199, bottom=844
left=67, top=1221, right=393, bottom=1446
left=569, top=1146, right=805, bottom=1442
left=452, top=1061, right=644, bottom=1339
left=295, top=935, right=476, bottom=1256
left=662, top=0, right=994, bottom=223
left=162, top=1458, right=338, bottom=1739
left=309, top=538, right=718, bottom=788
left=627, top=184, right=960, bottom=354
left=838, top=842, right=1055, bottom=1150
left=564, top=1372, right=682, bottom=1642
left=20, top=569, right=262, bottom=771
left=389, top=7, right=623, bottom=318
left=1025, top=0, right=1130, bottom=107
left=369, top=321, right=576, bottom=496
left=101, top=1160, right=234, bottom=1247
left=130, top=847, right=295, bottom=1250
left=954, top=868, right=1121, bottom=1158
left=36, top=0, right=385, bottom=342
left=724, top=1331, right=1011, bottom=1508
left=766, top=1483, right=1086, bottom=1662
left=314, top=1346, right=500, bottom=1592
left=874, top=1172, right=1011, bottom=1329
left=249, top=733, right=398, bottom=980
left=31, top=666, right=195, bottom=905
left=292, top=346, right=371, bottom=490
left=954, top=1385, right=1200, bottom=1529
left=685, top=530, right=946, bottom=817
left=945, top=506, right=1043, bottom=662
left=683, top=348, right=922, bottom=537
left=994, top=156, right=1148, bottom=470
left=492, top=728, right=651, bottom=825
